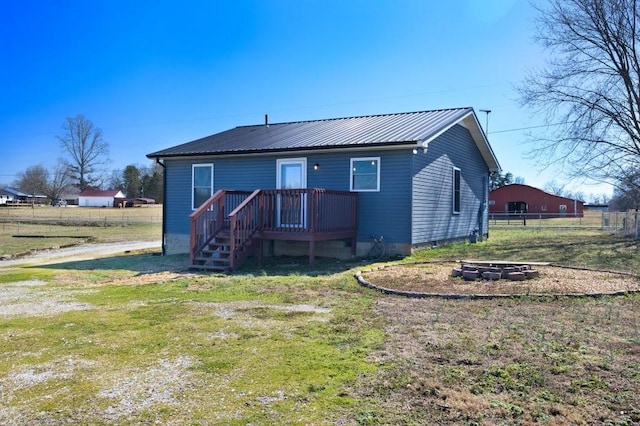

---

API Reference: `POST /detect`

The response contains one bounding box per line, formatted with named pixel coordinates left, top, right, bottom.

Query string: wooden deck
left=190, top=189, right=358, bottom=271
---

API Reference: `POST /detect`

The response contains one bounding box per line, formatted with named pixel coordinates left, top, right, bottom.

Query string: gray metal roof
left=147, top=108, right=500, bottom=170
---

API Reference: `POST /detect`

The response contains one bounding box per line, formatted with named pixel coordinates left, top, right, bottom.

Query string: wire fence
left=0, top=205, right=163, bottom=226
left=601, top=211, right=640, bottom=238
left=489, top=211, right=640, bottom=239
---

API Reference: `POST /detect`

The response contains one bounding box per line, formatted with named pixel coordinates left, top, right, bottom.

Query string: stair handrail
left=189, top=189, right=227, bottom=265
left=227, top=189, right=262, bottom=271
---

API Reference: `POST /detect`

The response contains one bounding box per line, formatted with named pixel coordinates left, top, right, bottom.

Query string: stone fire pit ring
left=354, top=260, right=640, bottom=299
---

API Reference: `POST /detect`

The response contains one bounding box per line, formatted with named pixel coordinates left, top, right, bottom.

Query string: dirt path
left=0, top=240, right=162, bottom=268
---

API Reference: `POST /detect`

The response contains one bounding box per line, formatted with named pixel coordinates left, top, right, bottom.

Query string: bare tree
left=13, top=164, right=48, bottom=206
left=13, top=161, right=74, bottom=204
left=544, top=180, right=566, bottom=196
left=108, top=169, right=124, bottom=192
left=48, top=159, right=74, bottom=201
left=609, top=167, right=640, bottom=208
left=520, top=0, right=640, bottom=185
left=57, top=114, right=109, bottom=191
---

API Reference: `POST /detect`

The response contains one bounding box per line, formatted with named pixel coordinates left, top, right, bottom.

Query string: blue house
left=147, top=108, right=500, bottom=271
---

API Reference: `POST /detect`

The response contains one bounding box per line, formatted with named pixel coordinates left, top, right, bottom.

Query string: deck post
left=309, top=240, right=316, bottom=267
left=257, top=239, right=264, bottom=266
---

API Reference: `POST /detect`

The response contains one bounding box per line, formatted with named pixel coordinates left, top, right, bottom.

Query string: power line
left=489, top=122, right=562, bottom=134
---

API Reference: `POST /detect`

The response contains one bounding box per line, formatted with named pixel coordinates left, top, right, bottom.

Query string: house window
left=192, top=164, right=213, bottom=210
left=453, top=167, right=461, bottom=214
left=350, top=157, right=380, bottom=192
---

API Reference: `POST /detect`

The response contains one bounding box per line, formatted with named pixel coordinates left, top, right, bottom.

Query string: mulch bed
left=357, top=261, right=640, bottom=297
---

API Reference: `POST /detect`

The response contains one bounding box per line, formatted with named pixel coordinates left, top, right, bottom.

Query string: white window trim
left=192, top=163, right=214, bottom=210
left=276, top=158, right=307, bottom=189
left=453, top=167, right=461, bottom=214
left=350, top=157, right=381, bottom=192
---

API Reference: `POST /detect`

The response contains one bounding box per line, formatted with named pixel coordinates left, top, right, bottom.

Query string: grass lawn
left=1, top=226, right=639, bottom=424
left=0, top=206, right=162, bottom=256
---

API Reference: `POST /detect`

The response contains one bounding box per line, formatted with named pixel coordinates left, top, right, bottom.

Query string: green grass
left=0, top=222, right=161, bottom=256
left=0, top=254, right=383, bottom=424
left=410, top=227, right=640, bottom=272
left=2, top=225, right=640, bottom=424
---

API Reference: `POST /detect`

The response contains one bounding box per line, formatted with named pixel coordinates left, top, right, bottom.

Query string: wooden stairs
left=190, top=227, right=256, bottom=272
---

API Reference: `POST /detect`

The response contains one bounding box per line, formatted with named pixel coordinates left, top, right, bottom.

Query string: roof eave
left=147, top=141, right=417, bottom=160
left=460, top=111, right=501, bottom=172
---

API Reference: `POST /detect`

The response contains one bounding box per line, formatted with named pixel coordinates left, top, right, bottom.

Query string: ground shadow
left=31, top=252, right=190, bottom=274
left=30, top=252, right=367, bottom=277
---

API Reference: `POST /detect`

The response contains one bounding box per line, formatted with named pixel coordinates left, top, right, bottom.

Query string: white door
left=276, top=158, right=307, bottom=227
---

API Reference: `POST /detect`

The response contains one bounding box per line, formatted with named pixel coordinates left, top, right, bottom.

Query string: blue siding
left=164, top=124, right=489, bottom=252
left=411, top=124, right=489, bottom=244
left=164, top=160, right=193, bottom=234
left=164, top=151, right=414, bottom=245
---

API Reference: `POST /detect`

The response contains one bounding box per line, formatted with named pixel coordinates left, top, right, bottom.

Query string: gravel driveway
left=0, top=240, right=162, bottom=268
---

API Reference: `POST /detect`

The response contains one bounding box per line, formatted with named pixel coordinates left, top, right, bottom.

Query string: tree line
left=7, top=114, right=163, bottom=203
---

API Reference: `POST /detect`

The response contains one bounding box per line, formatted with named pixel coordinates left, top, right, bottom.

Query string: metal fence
left=0, top=206, right=162, bottom=226
left=489, top=211, right=640, bottom=239
left=601, top=211, right=640, bottom=238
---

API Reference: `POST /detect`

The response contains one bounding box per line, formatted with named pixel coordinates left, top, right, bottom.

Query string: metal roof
left=147, top=108, right=500, bottom=171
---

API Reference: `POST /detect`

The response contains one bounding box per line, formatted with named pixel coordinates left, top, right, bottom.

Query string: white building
left=78, top=189, right=126, bottom=207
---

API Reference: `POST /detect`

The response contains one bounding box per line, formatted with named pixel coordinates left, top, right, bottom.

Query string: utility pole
left=479, top=109, right=491, bottom=135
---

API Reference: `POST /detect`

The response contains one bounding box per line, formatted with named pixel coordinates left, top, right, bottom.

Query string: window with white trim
left=453, top=167, right=461, bottom=214
left=350, top=157, right=380, bottom=192
left=192, top=164, right=213, bottom=210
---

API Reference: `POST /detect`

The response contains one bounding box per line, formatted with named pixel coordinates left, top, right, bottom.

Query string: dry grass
left=361, top=262, right=640, bottom=295
left=0, top=206, right=162, bottom=256
left=0, top=205, right=162, bottom=222
left=350, top=228, right=640, bottom=425
left=352, top=294, right=640, bottom=425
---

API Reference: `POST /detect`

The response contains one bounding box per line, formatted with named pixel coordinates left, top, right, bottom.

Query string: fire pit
left=452, top=261, right=547, bottom=282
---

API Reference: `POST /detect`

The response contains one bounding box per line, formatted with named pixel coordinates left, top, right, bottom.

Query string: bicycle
left=367, top=235, right=388, bottom=261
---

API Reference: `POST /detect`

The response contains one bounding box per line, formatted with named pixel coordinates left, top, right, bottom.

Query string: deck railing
left=189, top=190, right=252, bottom=265
left=255, top=188, right=358, bottom=233
left=227, top=190, right=261, bottom=271
left=192, top=188, right=358, bottom=270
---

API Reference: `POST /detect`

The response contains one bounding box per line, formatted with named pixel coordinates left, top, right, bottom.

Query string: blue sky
left=0, top=0, right=613, bottom=199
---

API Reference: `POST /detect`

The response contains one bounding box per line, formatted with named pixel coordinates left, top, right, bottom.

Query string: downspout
left=478, top=174, right=488, bottom=241
left=156, top=157, right=167, bottom=256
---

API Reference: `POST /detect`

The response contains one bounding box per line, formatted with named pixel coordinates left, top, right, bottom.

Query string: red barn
left=489, top=184, right=584, bottom=217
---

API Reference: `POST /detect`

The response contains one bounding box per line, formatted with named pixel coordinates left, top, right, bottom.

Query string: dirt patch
left=0, top=354, right=197, bottom=425
left=0, top=280, right=95, bottom=317
left=359, top=261, right=640, bottom=296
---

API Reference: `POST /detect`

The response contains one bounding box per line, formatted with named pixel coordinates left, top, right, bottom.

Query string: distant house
left=0, top=188, right=47, bottom=205
left=489, top=184, right=584, bottom=217
left=147, top=108, right=500, bottom=271
left=0, top=189, right=15, bottom=205
left=78, top=189, right=126, bottom=207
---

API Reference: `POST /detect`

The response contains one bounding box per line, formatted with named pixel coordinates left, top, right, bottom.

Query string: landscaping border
left=354, top=260, right=640, bottom=299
